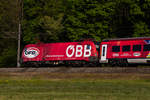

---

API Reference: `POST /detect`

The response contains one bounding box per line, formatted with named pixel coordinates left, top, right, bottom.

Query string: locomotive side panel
left=21, top=40, right=99, bottom=66
left=43, top=41, right=98, bottom=62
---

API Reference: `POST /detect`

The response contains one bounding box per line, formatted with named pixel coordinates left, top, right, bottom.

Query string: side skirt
left=127, top=58, right=150, bottom=64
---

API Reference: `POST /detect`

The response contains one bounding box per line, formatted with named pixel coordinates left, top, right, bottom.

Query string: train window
left=133, top=45, right=141, bottom=51
left=122, top=45, right=130, bottom=52
left=112, top=46, right=120, bottom=52
left=144, top=44, right=150, bottom=51
left=102, top=47, right=105, bottom=56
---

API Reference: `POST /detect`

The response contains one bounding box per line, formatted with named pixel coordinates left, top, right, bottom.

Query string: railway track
left=0, top=67, right=150, bottom=73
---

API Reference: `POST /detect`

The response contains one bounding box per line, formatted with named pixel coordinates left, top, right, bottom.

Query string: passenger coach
left=100, top=37, right=150, bottom=66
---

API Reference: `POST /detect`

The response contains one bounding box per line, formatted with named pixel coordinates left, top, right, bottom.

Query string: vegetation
left=0, top=0, right=150, bottom=66
left=0, top=73, right=150, bottom=100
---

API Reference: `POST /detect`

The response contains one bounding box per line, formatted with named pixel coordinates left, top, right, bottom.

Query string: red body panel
left=100, top=38, right=150, bottom=59
left=22, top=41, right=98, bottom=62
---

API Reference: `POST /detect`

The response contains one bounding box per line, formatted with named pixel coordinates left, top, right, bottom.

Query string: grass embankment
left=0, top=73, right=150, bottom=100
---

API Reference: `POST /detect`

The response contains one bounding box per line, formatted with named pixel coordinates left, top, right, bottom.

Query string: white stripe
left=127, top=59, right=150, bottom=63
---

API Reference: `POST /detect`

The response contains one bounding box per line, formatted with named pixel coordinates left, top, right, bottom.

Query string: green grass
left=0, top=73, right=150, bottom=100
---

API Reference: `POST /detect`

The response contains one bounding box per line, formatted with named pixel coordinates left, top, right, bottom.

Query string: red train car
left=100, top=37, right=150, bottom=66
left=22, top=40, right=100, bottom=66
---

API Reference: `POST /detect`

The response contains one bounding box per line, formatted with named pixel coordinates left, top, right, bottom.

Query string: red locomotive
left=22, top=37, right=150, bottom=66
left=100, top=37, right=150, bottom=66
left=22, top=40, right=100, bottom=66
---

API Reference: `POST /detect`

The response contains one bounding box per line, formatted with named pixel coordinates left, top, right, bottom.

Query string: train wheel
left=109, top=59, right=128, bottom=67
left=119, top=59, right=128, bottom=67
left=109, top=59, right=117, bottom=67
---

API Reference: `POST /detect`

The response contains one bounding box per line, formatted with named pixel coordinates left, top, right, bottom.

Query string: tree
left=109, top=0, right=144, bottom=38
left=23, top=0, right=65, bottom=43
left=0, top=0, right=19, bottom=67
left=0, top=0, right=18, bottom=39
left=63, top=0, right=116, bottom=41
left=133, top=21, right=150, bottom=37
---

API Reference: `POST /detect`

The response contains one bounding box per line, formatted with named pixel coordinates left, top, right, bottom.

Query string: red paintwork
left=22, top=40, right=98, bottom=62
left=100, top=37, right=150, bottom=59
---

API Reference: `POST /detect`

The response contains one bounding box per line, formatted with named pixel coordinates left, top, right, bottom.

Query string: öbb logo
left=66, top=45, right=91, bottom=57
left=24, top=47, right=40, bottom=58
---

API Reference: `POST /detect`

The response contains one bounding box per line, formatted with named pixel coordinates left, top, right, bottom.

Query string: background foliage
left=0, top=0, right=150, bottom=67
